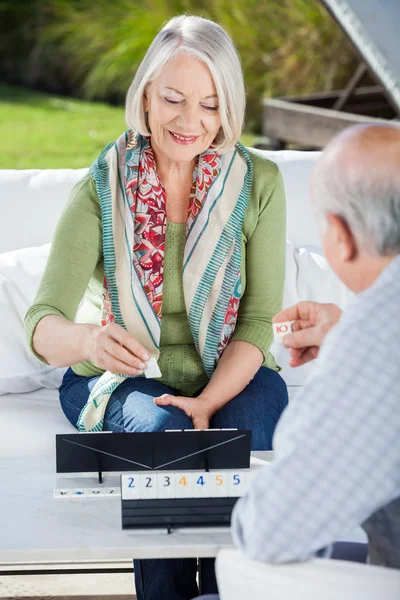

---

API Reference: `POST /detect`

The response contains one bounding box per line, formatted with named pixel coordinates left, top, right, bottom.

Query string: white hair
left=311, top=125, right=400, bottom=256
left=125, top=15, right=245, bottom=153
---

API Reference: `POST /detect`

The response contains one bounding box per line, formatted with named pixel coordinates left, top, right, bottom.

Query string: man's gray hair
left=125, top=15, right=245, bottom=154
left=312, top=125, right=400, bottom=256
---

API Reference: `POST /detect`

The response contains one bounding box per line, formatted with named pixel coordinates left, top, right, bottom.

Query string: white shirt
left=232, top=255, right=400, bottom=568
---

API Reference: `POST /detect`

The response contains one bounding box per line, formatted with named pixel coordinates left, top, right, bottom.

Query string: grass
left=0, top=84, right=126, bottom=169
left=0, top=84, right=258, bottom=169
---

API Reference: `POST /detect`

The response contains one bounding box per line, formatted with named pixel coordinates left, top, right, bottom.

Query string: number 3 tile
left=157, top=472, right=175, bottom=498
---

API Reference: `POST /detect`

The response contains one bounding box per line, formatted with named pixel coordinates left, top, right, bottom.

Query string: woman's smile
left=168, top=130, right=200, bottom=145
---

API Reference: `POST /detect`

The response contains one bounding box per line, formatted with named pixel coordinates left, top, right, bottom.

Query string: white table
left=0, top=454, right=271, bottom=571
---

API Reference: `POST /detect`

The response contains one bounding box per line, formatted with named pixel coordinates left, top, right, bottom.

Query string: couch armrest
left=216, top=549, right=400, bottom=600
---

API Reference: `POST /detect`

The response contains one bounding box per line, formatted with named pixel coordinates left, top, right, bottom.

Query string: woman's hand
left=154, top=393, right=218, bottom=430
left=84, top=323, right=151, bottom=376
left=273, top=301, right=342, bottom=367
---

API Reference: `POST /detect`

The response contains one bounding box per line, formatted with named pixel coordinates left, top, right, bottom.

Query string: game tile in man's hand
left=273, top=321, right=294, bottom=344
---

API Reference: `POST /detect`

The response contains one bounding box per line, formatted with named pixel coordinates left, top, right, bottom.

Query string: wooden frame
left=262, top=97, right=392, bottom=148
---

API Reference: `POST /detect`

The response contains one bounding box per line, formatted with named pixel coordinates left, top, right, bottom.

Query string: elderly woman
left=25, top=14, right=288, bottom=600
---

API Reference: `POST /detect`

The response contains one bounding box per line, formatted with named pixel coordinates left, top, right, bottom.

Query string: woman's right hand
left=84, top=323, right=151, bottom=376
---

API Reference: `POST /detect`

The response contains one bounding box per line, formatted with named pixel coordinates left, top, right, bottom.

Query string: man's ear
left=326, top=214, right=357, bottom=261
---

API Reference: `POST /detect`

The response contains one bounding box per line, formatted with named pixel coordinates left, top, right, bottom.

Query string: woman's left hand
left=153, top=393, right=218, bottom=430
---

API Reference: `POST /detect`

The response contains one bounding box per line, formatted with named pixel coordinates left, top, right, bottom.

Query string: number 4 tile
left=193, top=472, right=210, bottom=497
left=174, top=472, right=194, bottom=498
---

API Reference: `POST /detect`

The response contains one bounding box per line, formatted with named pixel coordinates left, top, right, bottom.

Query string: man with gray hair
left=229, top=123, right=400, bottom=570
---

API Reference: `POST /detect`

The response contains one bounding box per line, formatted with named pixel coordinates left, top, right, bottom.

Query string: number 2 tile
left=121, top=474, right=140, bottom=500
left=139, top=473, right=158, bottom=499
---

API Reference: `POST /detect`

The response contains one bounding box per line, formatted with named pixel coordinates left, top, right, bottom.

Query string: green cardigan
left=25, top=149, right=286, bottom=396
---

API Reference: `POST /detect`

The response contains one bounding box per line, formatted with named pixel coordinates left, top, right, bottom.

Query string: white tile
left=139, top=473, right=158, bottom=499
left=192, top=471, right=210, bottom=497
left=209, top=472, right=228, bottom=497
left=101, top=487, right=120, bottom=497
left=86, top=488, right=103, bottom=497
left=121, top=474, right=140, bottom=500
left=174, top=472, right=194, bottom=498
left=54, top=489, right=71, bottom=498
left=144, top=357, right=162, bottom=378
left=273, top=320, right=294, bottom=344
left=71, top=489, right=87, bottom=498
left=227, top=470, right=247, bottom=497
left=157, top=472, right=175, bottom=499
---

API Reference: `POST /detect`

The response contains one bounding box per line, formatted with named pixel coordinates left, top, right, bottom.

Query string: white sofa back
left=0, top=152, right=321, bottom=254
left=0, top=150, right=352, bottom=395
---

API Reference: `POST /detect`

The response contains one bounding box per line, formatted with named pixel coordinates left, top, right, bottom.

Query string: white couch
left=0, top=151, right=353, bottom=443
left=0, top=150, right=355, bottom=455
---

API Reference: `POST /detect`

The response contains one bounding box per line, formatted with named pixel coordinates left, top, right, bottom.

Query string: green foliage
left=0, top=84, right=126, bottom=168
left=0, top=0, right=356, bottom=131
left=0, top=83, right=258, bottom=168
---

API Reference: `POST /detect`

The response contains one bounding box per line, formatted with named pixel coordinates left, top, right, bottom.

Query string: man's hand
left=153, top=394, right=218, bottom=430
left=273, top=302, right=342, bottom=367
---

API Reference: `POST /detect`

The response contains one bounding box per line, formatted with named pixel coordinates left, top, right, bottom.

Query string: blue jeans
left=59, top=366, right=288, bottom=600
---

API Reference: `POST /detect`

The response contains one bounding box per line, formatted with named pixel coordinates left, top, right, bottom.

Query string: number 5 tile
left=228, top=470, right=247, bottom=497
left=210, top=472, right=228, bottom=497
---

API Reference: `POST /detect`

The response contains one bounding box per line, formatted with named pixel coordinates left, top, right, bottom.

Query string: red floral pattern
left=187, top=152, right=220, bottom=230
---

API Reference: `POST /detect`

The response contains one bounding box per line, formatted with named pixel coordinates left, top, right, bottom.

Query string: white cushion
left=0, top=169, right=87, bottom=253
left=0, top=244, right=66, bottom=395
left=270, top=241, right=353, bottom=386
left=254, top=150, right=321, bottom=248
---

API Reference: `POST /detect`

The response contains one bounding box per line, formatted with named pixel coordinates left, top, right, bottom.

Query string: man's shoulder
left=323, top=263, right=400, bottom=373
left=346, top=258, right=400, bottom=333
